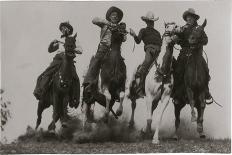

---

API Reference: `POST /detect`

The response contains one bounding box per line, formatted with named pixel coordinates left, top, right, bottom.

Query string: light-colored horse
left=138, top=23, right=179, bottom=144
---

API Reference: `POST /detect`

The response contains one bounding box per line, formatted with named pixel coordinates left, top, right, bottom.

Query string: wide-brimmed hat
left=141, top=11, right=159, bottom=22
left=183, top=8, right=200, bottom=21
left=59, top=22, right=73, bottom=35
left=106, top=6, right=123, bottom=23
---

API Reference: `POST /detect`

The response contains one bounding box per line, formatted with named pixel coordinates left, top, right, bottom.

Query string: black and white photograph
left=0, top=0, right=231, bottom=153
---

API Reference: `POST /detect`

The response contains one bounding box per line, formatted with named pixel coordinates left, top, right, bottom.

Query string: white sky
left=1, top=0, right=231, bottom=142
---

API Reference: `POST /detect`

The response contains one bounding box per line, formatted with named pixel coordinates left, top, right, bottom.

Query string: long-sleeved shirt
left=134, top=27, right=162, bottom=48
left=92, top=17, right=126, bottom=48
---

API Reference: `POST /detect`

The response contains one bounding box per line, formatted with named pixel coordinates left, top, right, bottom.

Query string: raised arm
left=92, top=17, right=109, bottom=28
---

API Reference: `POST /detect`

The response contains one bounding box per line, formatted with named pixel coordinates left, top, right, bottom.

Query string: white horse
left=128, top=22, right=180, bottom=144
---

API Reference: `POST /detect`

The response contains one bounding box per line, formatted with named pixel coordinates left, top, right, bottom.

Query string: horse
left=82, top=23, right=127, bottom=127
left=35, top=33, right=82, bottom=132
left=173, top=19, right=208, bottom=139
left=127, top=22, right=180, bottom=144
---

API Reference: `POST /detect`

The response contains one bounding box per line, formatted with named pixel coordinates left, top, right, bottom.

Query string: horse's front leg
left=81, top=102, right=90, bottom=131
left=102, top=87, right=111, bottom=123
left=186, top=87, right=197, bottom=122
left=173, top=98, right=186, bottom=140
left=60, top=95, right=69, bottom=128
left=152, top=84, right=171, bottom=144
left=129, top=98, right=136, bottom=129
left=116, top=91, right=124, bottom=116
left=142, top=93, right=154, bottom=137
left=196, top=92, right=206, bottom=138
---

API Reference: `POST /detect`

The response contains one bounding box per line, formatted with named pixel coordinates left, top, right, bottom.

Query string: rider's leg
left=83, top=45, right=109, bottom=87
left=137, top=46, right=160, bottom=95
left=135, top=49, right=154, bottom=96
left=202, top=59, right=213, bottom=104
left=34, top=54, right=63, bottom=100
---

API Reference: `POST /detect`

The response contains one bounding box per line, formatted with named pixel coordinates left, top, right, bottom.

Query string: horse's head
left=57, top=33, right=80, bottom=91
left=188, top=19, right=207, bottom=46
left=64, top=33, right=82, bottom=58
left=163, top=22, right=181, bottom=44
left=111, top=22, right=127, bottom=45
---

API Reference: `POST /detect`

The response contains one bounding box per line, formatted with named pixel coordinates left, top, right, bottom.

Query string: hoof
left=140, top=129, right=146, bottom=139
left=61, top=123, right=68, bottom=128
left=172, top=134, right=179, bottom=141
left=48, top=129, right=55, bottom=134
left=152, top=139, right=160, bottom=144
left=116, top=109, right=123, bottom=116
left=200, top=134, right=206, bottom=139
left=191, top=115, right=197, bottom=122
left=128, top=122, right=134, bottom=129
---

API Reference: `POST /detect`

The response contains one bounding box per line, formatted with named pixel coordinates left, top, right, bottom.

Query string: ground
left=0, top=119, right=230, bottom=154
left=0, top=138, right=230, bottom=153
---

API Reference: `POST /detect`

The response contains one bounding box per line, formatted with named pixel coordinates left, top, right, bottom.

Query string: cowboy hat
left=183, top=8, right=200, bottom=21
left=59, top=21, right=73, bottom=35
left=106, top=6, right=123, bottom=23
left=141, top=11, right=159, bottom=22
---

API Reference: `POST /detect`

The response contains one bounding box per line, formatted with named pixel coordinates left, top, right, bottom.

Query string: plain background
left=1, top=0, right=231, bottom=142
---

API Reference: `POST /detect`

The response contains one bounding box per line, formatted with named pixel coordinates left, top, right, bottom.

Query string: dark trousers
left=83, top=44, right=110, bottom=86
left=34, top=53, right=63, bottom=99
left=34, top=53, right=80, bottom=102
left=136, top=45, right=161, bottom=78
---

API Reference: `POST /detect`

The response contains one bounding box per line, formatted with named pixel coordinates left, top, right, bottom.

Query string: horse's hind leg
left=196, top=93, right=206, bottom=138
left=129, top=98, right=136, bottom=129
left=35, top=101, right=45, bottom=130
left=116, top=91, right=124, bottom=116
left=186, top=87, right=197, bottom=122
left=173, top=99, right=186, bottom=140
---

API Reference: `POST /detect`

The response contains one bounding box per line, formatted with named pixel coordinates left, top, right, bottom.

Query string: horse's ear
left=202, top=19, right=207, bottom=28
left=74, top=33, right=77, bottom=39
left=164, top=21, right=167, bottom=28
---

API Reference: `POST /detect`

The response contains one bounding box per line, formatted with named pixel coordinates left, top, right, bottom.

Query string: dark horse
left=173, top=19, right=208, bottom=139
left=35, top=34, right=82, bottom=132
left=82, top=23, right=127, bottom=127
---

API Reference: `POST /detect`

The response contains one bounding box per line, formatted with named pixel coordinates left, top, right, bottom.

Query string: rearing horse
left=173, top=19, right=208, bottom=139
left=82, top=23, right=127, bottom=127
left=35, top=34, right=82, bottom=132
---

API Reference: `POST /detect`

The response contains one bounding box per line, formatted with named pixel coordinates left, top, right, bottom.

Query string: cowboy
left=33, top=22, right=82, bottom=107
left=172, top=8, right=212, bottom=104
left=83, top=6, right=126, bottom=89
left=129, top=11, right=162, bottom=97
